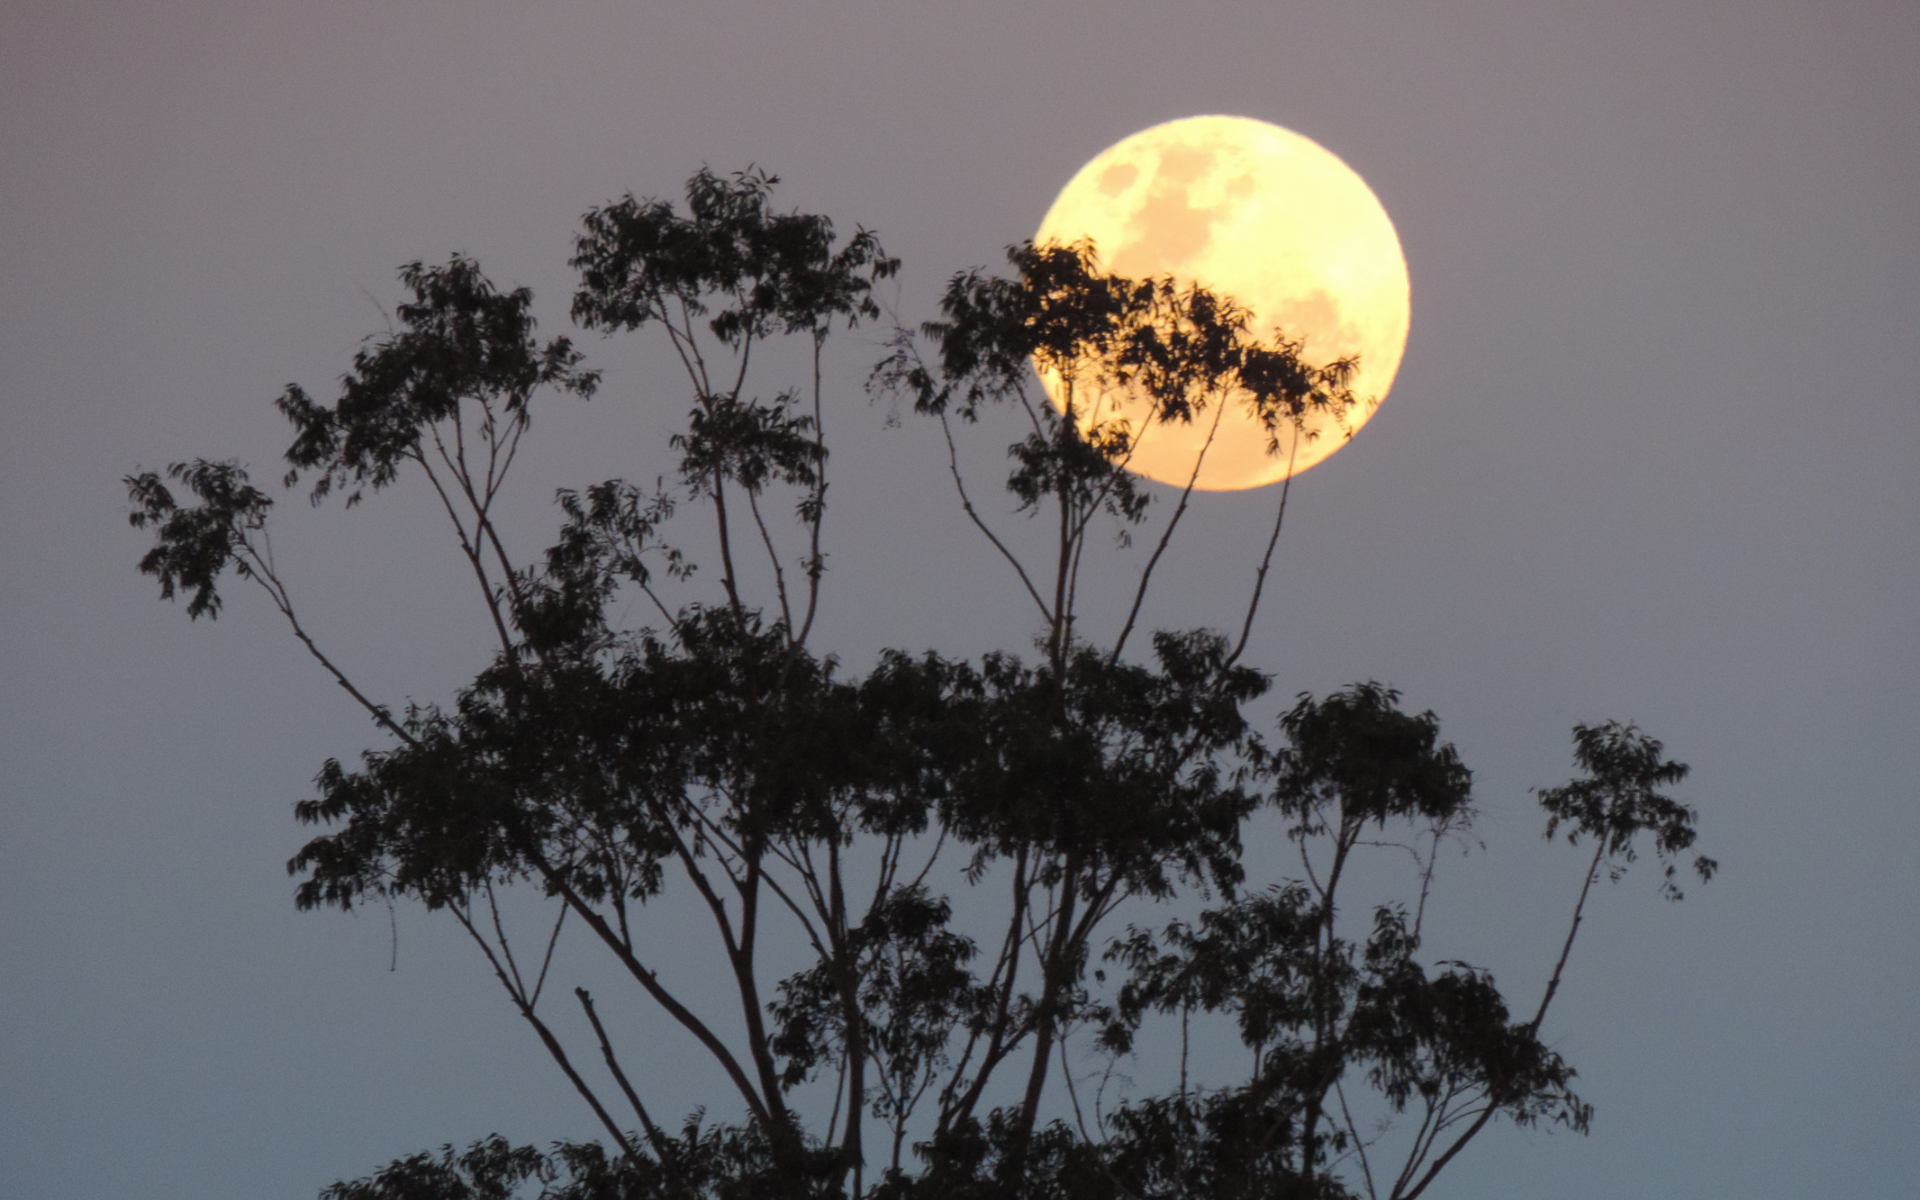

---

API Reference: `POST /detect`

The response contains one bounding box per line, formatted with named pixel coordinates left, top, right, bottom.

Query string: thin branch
left=1388, top=1092, right=1444, bottom=1199
left=1412, top=827, right=1445, bottom=943
left=450, top=900, right=636, bottom=1157
left=745, top=485, right=795, bottom=633
left=1337, top=1079, right=1380, bottom=1200
left=726, top=326, right=756, bottom=404
left=1059, top=1025, right=1099, bottom=1148
left=825, top=1050, right=849, bottom=1146
left=940, top=847, right=1031, bottom=1127
left=1110, top=391, right=1229, bottom=663
left=1013, top=375, right=1051, bottom=442
left=795, top=332, right=829, bottom=647
left=709, top=472, right=751, bottom=630
left=903, top=827, right=949, bottom=895
left=939, top=412, right=1052, bottom=622
left=530, top=901, right=568, bottom=1009
left=432, top=405, right=542, bottom=650
left=873, top=831, right=906, bottom=910
left=238, top=544, right=416, bottom=747
left=672, top=298, right=714, bottom=399
left=576, top=987, right=671, bottom=1156
left=1227, top=430, right=1301, bottom=666
left=1531, top=840, right=1609, bottom=1032
left=1048, top=446, right=1075, bottom=666
left=414, top=440, right=518, bottom=657
left=1397, top=841, right=1608, bottom=1200
left=749, top=844, right=830, bottom=960
left=536, top=865, right=775, bottom=1128
left=632, top=574, right=681, bottom=631
left=661, top=817, right=746, bottom=960
left=483, top=879, right=527, bottom=999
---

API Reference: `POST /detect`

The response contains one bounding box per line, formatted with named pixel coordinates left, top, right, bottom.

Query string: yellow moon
left=1035, top=115, right=1409, bottom=490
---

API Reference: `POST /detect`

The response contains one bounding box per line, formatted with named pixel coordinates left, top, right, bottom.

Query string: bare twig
left=1227, top=431, right=1300, bottom=667
left=938, top=413, right=1052, bottom=622
left=576, top=987, right=670, bottom=1156
left=1110, top=392, right=1229, bottom=662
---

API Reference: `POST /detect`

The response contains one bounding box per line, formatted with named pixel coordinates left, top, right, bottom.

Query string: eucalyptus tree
left=127, top=167, right=1714, bottom=1200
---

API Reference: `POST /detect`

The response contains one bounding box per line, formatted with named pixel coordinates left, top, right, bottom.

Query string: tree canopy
left=128, top=166, right=1713, bottom=1200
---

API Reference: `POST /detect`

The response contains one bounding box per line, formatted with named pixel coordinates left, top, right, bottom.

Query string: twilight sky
left=3, top=2, right=1917, bottom=1196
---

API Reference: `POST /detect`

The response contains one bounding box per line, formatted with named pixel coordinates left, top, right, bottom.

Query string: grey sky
left=3, top=1, right=1916, bottom=1196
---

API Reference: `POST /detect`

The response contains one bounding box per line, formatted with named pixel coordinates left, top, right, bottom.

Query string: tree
left=127, top=167, right=1715, bottom=1200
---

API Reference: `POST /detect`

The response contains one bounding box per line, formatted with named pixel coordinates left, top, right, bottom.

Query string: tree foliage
left=128, top=167, right=1713, bottom=1200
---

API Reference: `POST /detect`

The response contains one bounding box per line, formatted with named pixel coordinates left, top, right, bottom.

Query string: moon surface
left=1034, top=115, right=1410, bottom=490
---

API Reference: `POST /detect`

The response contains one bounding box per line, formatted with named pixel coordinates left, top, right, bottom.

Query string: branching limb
left=748, top=841, right=829, bottom=961
left=449, top=898, right=635, bottom=1158
left=1395, top=1088, right=1484, bottom=1200
left=940, top=847, right=1031, bottom=1128
left=414, top=439, right=519, bottom=658
left=671, top=298, right=715, bottom=400
left=903, top=827, right=948, bottom=895
left=482, top=879, right=527, bottom=999
left=1111, top=388, right=1229, bottom=662
left=531, top=861, right=774, bottom=1128
left=1387, top=1092, right=1443, bottom=1199
left=1396, top=840, right=1606, bottom=1200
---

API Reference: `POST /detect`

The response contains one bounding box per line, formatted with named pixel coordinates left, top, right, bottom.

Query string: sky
left=3, top=1, right=1917, bottom=1196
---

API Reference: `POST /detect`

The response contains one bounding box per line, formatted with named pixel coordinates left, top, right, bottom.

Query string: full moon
left=1035, top=115, right=1409, bottom=490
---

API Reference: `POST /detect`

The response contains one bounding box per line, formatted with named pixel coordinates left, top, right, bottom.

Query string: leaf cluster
left=125, top=459, right=272, bottom=618
left=281, top=256, right=598, bottom=507
left=1538, top=721, right=1718, bottom=899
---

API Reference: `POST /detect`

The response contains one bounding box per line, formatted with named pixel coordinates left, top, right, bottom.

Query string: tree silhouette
left=127, top=167, right=1714, bottom=1200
